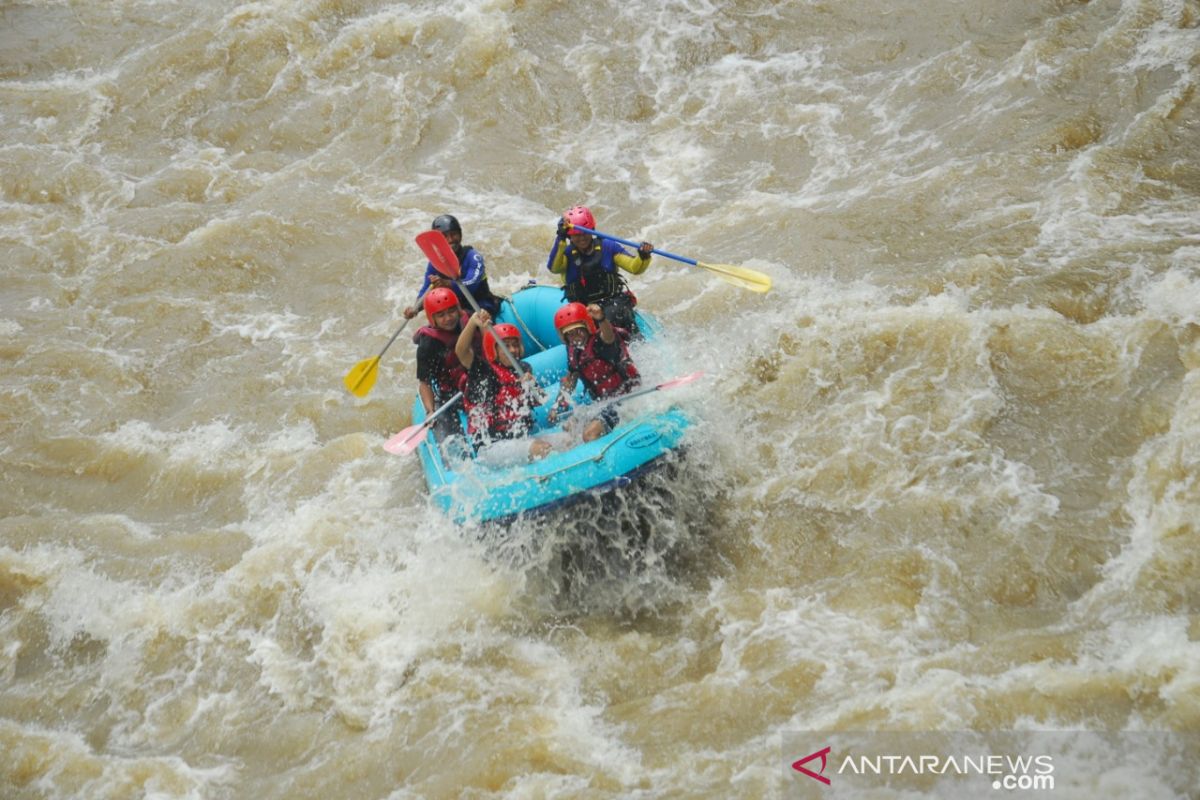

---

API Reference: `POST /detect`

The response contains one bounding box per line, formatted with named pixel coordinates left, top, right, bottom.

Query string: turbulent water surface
left=2, top=0, right=1199, bottom=797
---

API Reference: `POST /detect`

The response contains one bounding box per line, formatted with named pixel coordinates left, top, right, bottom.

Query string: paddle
left=415, top=230, right=524, bottom=371
left=343, top=302, right=423, bottom=398
left=566, top=224, right=772, bottom=294
left=610, top=370, right=704, bottom=403
left=383, top=391, right=464, bottom=456
left=385, top=372, right=704, bottom=456
left=552, top=370, right=705, bottom=423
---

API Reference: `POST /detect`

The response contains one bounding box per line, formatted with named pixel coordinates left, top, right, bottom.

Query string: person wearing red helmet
left=454, top=309, right=553, bottom=460
left=546, top=205, right=653, bottom=334
left=411, top=287, right=470, bottom=438
left=403, top=214, right=501, bottom=320
left=548, top=302, right=641, bottom=442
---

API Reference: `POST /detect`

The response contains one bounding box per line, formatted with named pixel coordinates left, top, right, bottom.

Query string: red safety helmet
left=563, top=205, right=596, bottom=233
left=483, top=323, right=522, bottom=363
left=553, top=302, right=596, bottom=340
left=423, top=287, right=460, bottom=324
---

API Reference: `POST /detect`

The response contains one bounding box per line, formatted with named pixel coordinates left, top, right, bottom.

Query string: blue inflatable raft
left=409, top=284, right=693, bottom=525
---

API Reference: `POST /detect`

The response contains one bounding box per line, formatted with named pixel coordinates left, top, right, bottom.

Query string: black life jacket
left=563, top=240, right=627, bottom=305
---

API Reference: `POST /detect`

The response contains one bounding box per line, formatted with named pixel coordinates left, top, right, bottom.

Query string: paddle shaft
left=373, top=316, right=411, bottom=362
left=345, top=287, right=429, bottom=397
left=567, top=224, right=700, bottom=267
left=621, top=378, right=692, bottom=404
left=391, top=391, right=463, bottom=453
left=413, top=231, right=524, bottom=374
left=421, top=389, right=463, bottom=429
left=453, top=279, right=524, bottom=373
left=373, top=286, right=431, bottom=363
left=554, top=372, right=702, bottom=422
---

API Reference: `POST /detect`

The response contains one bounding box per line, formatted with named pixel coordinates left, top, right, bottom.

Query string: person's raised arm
left=612, top=240, right=653, bottom=275
left=546, top=217, right=569, bottom=274
left=456, top=309, right=490, bottom=369
left=587, top=303, right=616, bottom=345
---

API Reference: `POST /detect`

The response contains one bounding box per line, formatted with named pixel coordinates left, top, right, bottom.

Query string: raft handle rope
left=504, top=286, right=548, bottom=353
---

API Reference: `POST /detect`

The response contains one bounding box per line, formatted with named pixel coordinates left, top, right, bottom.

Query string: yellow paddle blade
left=696, top=260, right=772, bottom=293
left=343, top=357, right=380, bottom=397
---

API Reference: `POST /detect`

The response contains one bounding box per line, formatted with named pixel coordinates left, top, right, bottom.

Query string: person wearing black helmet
left=403, top=215, right=501, bottom=320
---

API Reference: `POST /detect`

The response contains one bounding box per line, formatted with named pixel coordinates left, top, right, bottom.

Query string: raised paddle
left=414, top=230, right=524, bottom=371
left=566, top=224, right=772, bottom=294
left=383, top=391, right=464, bottom=455
left=343, top=299, right=424, bottom=398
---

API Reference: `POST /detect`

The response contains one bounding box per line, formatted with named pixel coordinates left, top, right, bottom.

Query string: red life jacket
left=464, top=359, right=535, bottom=440
left=412, top=313, right=469, bottom=397
left=567, top=328, right=640, bottom=399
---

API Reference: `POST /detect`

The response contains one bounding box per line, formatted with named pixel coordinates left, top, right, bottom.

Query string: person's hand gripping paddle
left=342, top=294, right=426, bottom=397
left=567, top=224, right=772, bottom=294
left=383, top=391, right=464, bottom=455
left=415, top=230, right=524, bottom=372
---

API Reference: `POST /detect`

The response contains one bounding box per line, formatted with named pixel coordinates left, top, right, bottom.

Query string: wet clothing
left=563, top=326, right=639, bottom=436
left=546, top=237, right=649, bottom=332
left=566, top=326, right=640, bottom=400
left=414, top=315, right=468, bottom=401
left=413, top=313, right=469, bottom=437
left=415, top=245, right=500, bottom=315
left=463, top=356, right=539, bottom=446
left=601, top=296, right=637, bottom=334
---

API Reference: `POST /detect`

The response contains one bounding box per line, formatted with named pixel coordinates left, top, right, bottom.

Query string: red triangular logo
left=792, top=746, right=832, bottom=785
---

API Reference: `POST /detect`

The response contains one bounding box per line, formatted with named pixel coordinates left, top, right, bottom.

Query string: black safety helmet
left=431, top=215, right=462, bottom=235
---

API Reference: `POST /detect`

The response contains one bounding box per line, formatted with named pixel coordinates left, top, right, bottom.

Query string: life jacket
left=562, top=239, right=629, bottom=305
left=412, top=312, right=469, bottom=398
left=567, top=328, right=640, bottom=399
left=464, top=358, right=535, bottom=441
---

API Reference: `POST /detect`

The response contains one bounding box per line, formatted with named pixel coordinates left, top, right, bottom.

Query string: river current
left=2, top=1, right=1198, bottom=797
